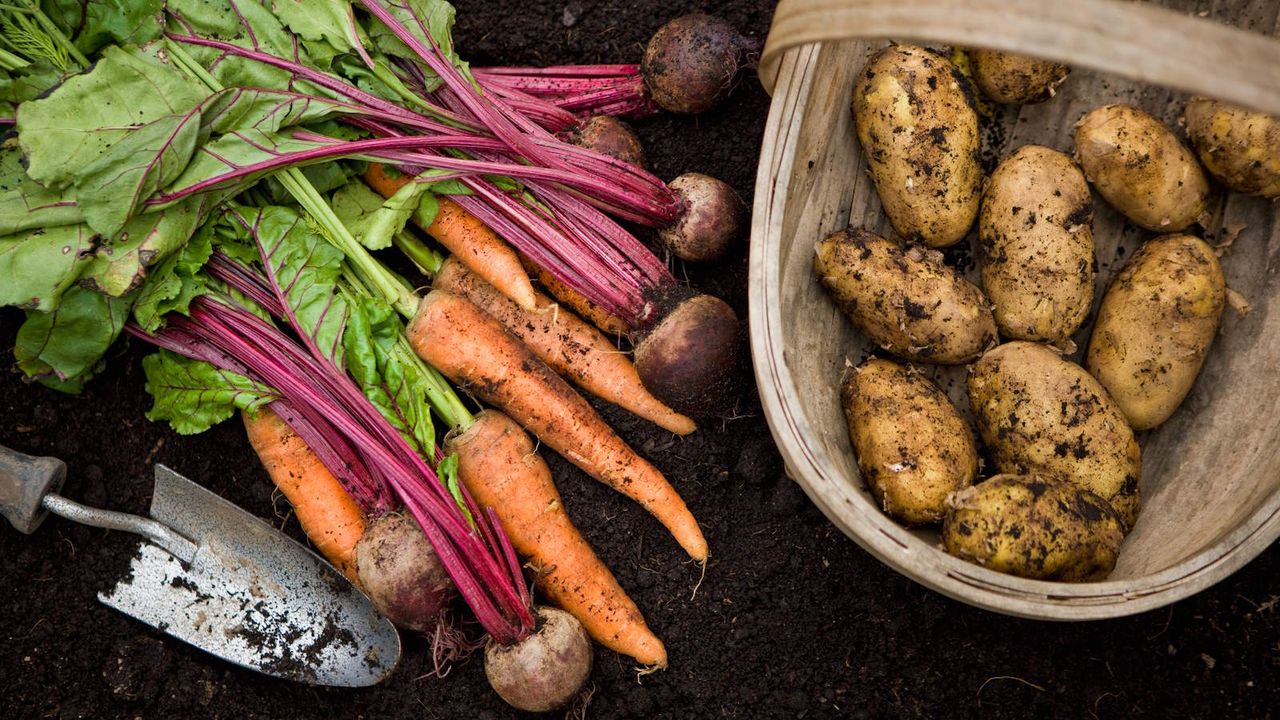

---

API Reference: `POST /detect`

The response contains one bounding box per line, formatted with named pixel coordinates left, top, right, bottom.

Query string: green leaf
left=15, top=285, right=134, bottom=389
left=0, top=139, right=83, bottom=235
left=165, top=0, right=325, bottom=92
left=160, top=128, right=328, bottom=201
left=79, top=196, right=209, bottom=297
left=200, top=86, right=355, bottom=135
left=330, top=173, right=441, bottom=249
left=0, top=60, right=64, bottom=121
left=16, top=45, right=207, bottom=190
left=131, top=218, right=215, bottom=332
left=272, top=0, right=361, bottom=55
left=342, top=292, right=435, bottom=456
left=435, top=452, right=472, bottom=524
left=0, top=223, right=97, bottom=311
left=141, top=350, right=277, bottom=434
left=76, top=107, right=206, bottom=237
left=42, top=0, right=166, bottom=56
left=233, top=205, right=349, bottom=364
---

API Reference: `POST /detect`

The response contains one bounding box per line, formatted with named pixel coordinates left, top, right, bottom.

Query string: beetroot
left=641, top=14, right=760, bottom=114
left=355, top=513, right=455, bottom=632
left=658, top=173, right=747, bottom=262
left=570, top=115, right=648, bottom=169
left=634, top=292, right=740, bottom=415
left=484, top=606, right=593, bottom=712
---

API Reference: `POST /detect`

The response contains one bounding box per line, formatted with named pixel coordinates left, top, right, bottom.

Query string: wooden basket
left=748, top=0, right=1280, bottom=619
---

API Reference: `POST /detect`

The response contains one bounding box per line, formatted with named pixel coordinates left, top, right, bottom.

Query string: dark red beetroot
left=658, top=173, right=747, bottom=262
left=633, top=292, right=740, bottom=415
left=484, top=606, right=593, bottom=712
left=569, top=115, right=648, bottom=169
left=355, top=513, right=455, bottom=632
left=641, top=14, right=760, bottom=114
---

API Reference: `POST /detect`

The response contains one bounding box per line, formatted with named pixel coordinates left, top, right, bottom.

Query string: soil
left=3, top=1, right=1279, bottom=719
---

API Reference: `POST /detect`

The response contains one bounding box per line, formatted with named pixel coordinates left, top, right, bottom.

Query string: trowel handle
left=0, top=445, right=67, bottom=535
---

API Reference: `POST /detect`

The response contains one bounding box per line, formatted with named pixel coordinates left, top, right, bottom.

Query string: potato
left=1087, top=234, right=1225, bottom=431
left=967, top=342, right=1141, bottom=528
left=1184, top=97, right=1280, bottom=199
left=852, top=44, right=981, bottom=248
left=815, top=227, right=997, bottom=364
left=841, top=358, right=978, bottom=524
left=943, top=474, right=1125, bottom=582
left=969, top=50, right=1069, bottom=105
left=979, top=145, right=1095, bottom=344
left=1074, top=104, right=1210, bottom=232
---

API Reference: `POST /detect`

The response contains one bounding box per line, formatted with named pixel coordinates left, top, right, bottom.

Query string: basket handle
left=759, top=0, right=1280, bottom=115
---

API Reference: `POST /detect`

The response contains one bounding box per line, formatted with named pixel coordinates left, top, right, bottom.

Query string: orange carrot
left=409, top=289, right=708, bottom=561
left=364, top=163, right=537, bottom=311
left=450, top=410, right=668, bottom=667
left=241, top=408, right=366, bottom=582
left=521, top=255, right=631, bottom=337
left=434, top=257, right=696, bottom=436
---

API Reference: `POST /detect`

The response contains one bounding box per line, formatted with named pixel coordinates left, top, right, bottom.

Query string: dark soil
left=3, top=1, right=1279, bottom=719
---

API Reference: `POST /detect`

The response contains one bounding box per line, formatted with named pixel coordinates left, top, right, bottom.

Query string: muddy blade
left=98, top=465, right=400, bottom=687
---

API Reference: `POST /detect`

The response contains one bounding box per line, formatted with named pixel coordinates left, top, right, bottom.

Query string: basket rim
left=747, top=42, right=1280, bottom=621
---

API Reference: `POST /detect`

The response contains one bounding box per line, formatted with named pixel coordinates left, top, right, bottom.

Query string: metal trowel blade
left=98, top=465, right=401, bottom=687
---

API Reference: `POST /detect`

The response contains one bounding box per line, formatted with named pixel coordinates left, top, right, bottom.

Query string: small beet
left=634, top=293, right=739, bottom=415
left=484, top=606, right=593, bottom=712
left=570, top=115, right=648, bottom=169
left=658, top=172, right=746, bottom=262
left=641, top=14, right=759, bottom=114
left=355, top=512, right=454, bottom=632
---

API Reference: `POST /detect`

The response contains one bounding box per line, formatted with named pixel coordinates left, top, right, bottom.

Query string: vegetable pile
left=2, top=0, right=754, bottom=710
left=817, top=44, right=1271, bottom=583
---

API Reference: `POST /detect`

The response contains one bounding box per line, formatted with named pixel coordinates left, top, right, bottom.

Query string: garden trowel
left=0, top=445, right=401, bottom=687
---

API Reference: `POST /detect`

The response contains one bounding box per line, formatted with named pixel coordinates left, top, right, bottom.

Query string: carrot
left=409, top=289, right=708, bottom=561
left=521, top=255, right=631, bottom=337
left=241, top=407, right=366, bottom=582
left=449, top=410, right=668, bottom=667
left=434, top=257, right=696, bottom=436
left=364, top=163, right=538, bottom=311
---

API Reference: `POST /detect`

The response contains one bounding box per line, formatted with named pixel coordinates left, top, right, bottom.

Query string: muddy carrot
left=409, top=289, right=707, bottom=561
left=450, top=410, right=668, bottom=667
left=364, top=163, right=538, bottom=311
left=521, top=255, right=631, bottom=336
left=434, top=257, right=696, bottom=435
left=241, top=407, right=366, bottom=581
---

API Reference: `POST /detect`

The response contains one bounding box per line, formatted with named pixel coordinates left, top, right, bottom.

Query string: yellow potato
left=979, top=145, right=1095, bottom=344
left=841, top=358, right=978, bottom=524
left=943, top=474, right=1126, bottom=582
left=970, top=50, right=1069, bottom=105
left=852, top=44, right=982, bottom=248
left=1087, top=234, right=1226, bottom=430
left=968, top=342, right=1142, bottom=529
left=1074, top=104, right=1209, bottom=232
left=815, top=227, right=997, bottom=364
left=1184, top=97, right=1280, bottom=199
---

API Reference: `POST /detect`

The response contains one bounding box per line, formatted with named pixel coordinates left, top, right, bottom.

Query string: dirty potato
left=969, top=50, right=1069, bottom=105
left=1074, top=104, right=1210, bottom=232
left=1184, top=97, right=1280, bottom=199
left=979, top=145, right=1095, bottom=344
left=852, top=44, right=982, bottom=248
left=815, top=227, right=997, bottom=364
left=943, top=475, right=1126, bottom=581
left=1087, top=234, right=1226, bottom=431
left=841, top=358, right=978, bottom=524
left=968, top=342, right=1142, bottom=529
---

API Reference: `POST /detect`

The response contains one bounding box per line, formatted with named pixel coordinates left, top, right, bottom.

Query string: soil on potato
left=2, top=1, right=1278, bottom=718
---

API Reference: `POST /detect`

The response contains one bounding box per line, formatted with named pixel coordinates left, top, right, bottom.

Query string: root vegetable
left=409, top=289, right=708, bottom=561
left=451, top=410, right=668, bottom=667
left=658, top=173, right=747, bottom=262
left=355, top=512, right=456, bottom=632
left=641, top=14, right=760, bottom=114
left=569, top=115, right=648, bottom=169
left=485, top=606, right=593, bottom=713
